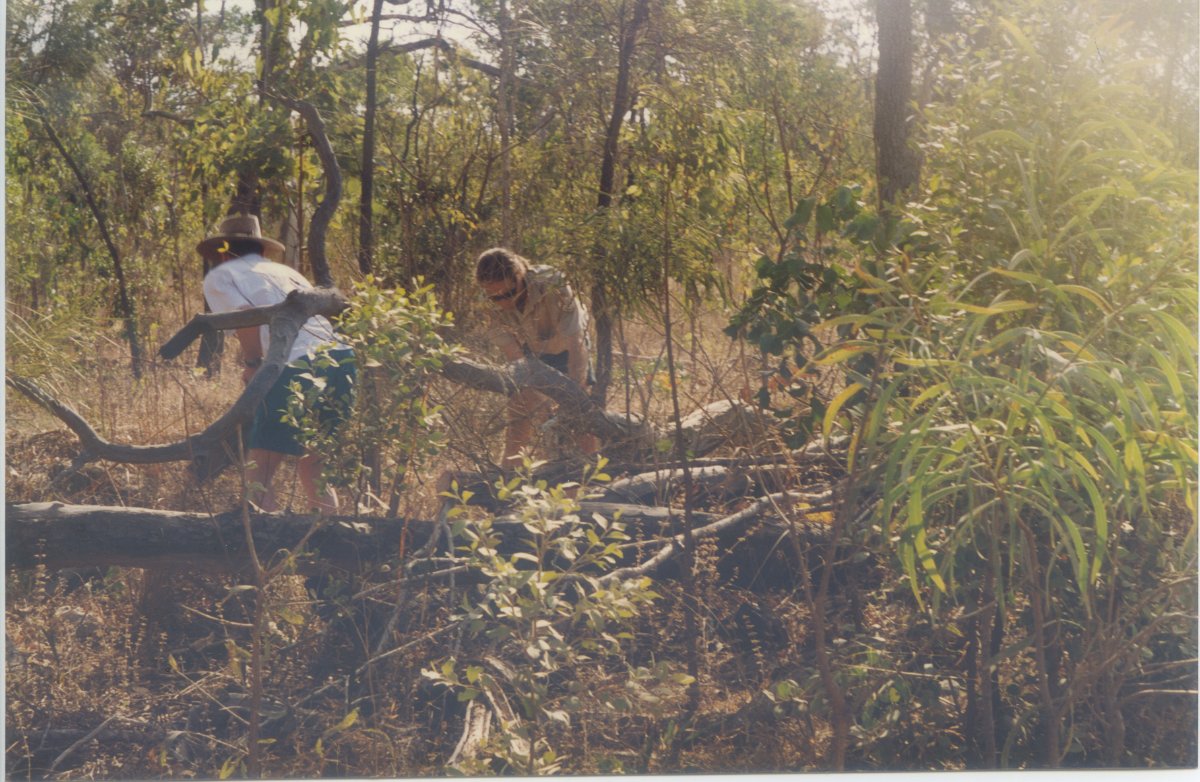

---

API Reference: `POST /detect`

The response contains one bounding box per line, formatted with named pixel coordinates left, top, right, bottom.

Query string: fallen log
left=6, top=495, right=844, bottom=590
left=4, top=501, right=703, bottom=574
left=5, top=502, right=407, bottom=574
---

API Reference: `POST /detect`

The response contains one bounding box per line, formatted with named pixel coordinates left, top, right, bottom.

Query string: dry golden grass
left=4, top=292, right=906, bottom=779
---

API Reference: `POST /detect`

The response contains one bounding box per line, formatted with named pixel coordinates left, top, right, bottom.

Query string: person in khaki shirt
left=475, top=247, right=599, bottom=467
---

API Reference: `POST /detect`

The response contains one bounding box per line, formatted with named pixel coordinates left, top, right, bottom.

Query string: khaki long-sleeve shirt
left=486, top=265, right=590, bottom=384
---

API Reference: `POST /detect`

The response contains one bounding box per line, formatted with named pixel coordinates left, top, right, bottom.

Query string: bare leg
left=298, top=453, right=338, bottom=513
left=246, top=448, right=284, bottom=512
left=577, top=432, right=600, bottom=458
left=503, top=388, right=539, bottom=469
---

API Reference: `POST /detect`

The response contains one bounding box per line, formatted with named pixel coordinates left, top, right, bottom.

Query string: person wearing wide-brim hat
left=199, top=213, right=355, bottom=513
left=196, top=213, right=287, bottom=263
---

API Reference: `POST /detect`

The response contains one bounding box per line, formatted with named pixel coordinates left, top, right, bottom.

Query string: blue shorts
left=247, top=349, right=356, bottom=456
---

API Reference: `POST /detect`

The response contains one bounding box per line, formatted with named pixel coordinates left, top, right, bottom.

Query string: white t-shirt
left=203, top=254, right=344, bottom=363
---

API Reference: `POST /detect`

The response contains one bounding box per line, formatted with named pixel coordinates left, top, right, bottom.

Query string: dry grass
left=6, top=297, right=841, bottom=778
left=13, top=288, right=1188, bottom=778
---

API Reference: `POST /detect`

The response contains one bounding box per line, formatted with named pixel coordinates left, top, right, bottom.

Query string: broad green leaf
left=330, top=709, right=359, bottom=734
left=912, top=382, right=949, bottom=408
left=1079, top=474, right=1108, bottom=585
left=1052, top=511, right=1091, bottom=611
left=784, top=197, right=816, bottom=231
left=852, top=263, right=895, bottom=291
left=974, top=128, right=1034, bottom=150
left=894, top=357, right=962, bottom=368
left=992, top=266, right=1047, bottom=285
left=1149, top=310, right=1199, bottom=355
left=1056, top=338, right=1098, bottom=362
left=998, top=16, right=1039, bottom=58
left=1144, top=344, right=1188, bottom=402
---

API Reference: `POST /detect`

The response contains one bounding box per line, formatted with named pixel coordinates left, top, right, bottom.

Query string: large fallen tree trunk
left=4, top=501, right=710, bottom=573
left=6, top=495, right=841, bottom=590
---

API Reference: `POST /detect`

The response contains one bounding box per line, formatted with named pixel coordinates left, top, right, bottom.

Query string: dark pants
left=248, top=348, right=356, bottom=455
left=536, top=350, right=595, bottom=385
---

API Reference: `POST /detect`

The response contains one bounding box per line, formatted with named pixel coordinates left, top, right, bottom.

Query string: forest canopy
left=6, top=0, right=1198, bottom=777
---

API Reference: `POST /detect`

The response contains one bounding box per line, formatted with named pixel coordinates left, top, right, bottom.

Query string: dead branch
left=46, top=714, right=126, bottom=774
left=600, top=490, right=832, bottom=585
left=11, top=295, right=646, bottom=480
left=141, top=109, right=197, bottom=128
left=598, top=465, right=738, bottom=505
left=442, top=355, right=650, bottom=444
left=9, top=288, right=346, bottom=477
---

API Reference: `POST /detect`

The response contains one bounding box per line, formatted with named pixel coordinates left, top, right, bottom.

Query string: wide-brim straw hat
left=196, top=213, right=285, bottom=262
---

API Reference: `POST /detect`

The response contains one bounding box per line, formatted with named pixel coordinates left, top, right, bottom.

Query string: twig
left=1121, top=689, right=1199, bottom=703
left=179, top=604, right=254, bottom=629
left=294, top=622, right=459, bottom=709
left=46, top=714, right=124, bottom=774
left=600, top=490, right=825, bottom=583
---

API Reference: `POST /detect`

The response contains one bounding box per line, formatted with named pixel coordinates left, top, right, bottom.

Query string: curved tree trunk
left=270, top=96, right=341, bottom=287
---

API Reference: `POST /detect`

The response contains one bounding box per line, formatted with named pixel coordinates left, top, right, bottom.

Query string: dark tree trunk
left=590, top=0, right=651, bottom=406
left=226, top=0, right=286, bottom=229
left=357, top=0, right=386, bottom=276
left=873, top=0, right=920, bottom=210
left=38, top=106, right=144, bottom=378
left=497, top=0, right=514, bottom=244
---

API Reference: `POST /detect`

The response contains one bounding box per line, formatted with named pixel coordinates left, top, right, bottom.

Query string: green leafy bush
left=286, top=276, right=461, bottom=509
left=425, top=459, right=666, bottom=774
left=730, top=3, right=1197, bottom=767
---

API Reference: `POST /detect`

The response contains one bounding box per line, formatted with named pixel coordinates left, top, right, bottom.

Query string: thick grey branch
left=441, top=355, right=649, bottom=444
left=10, top=289, right=346, bottom=471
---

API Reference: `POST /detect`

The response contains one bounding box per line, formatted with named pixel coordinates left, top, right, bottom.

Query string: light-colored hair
left=475, top=247, right=529, bottom=283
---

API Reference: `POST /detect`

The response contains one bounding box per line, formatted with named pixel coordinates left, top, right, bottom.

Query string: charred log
left=6, top=495, right=848, bottom=592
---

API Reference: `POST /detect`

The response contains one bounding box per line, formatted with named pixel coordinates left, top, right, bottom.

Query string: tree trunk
left=590, top=0, right=651, bottom=406
left=873, top=0, right=920, bottom=210
left=916, top=0, right=958, bottom=107
left=227, top=0, right=288, bottom=224
left=357, top=0, right=386, bottom=276
left=271, top=96, right=340, bottom=287
left=497, top=0, right=514, bottom=245
left=38, top=106, right=144, bottom=378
